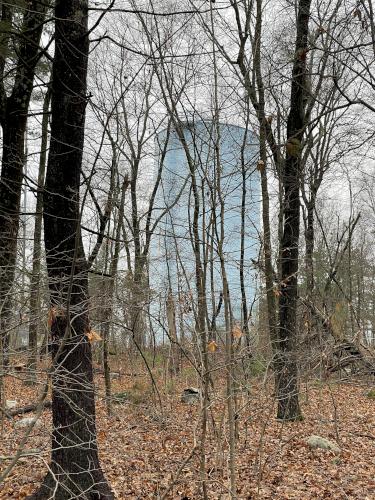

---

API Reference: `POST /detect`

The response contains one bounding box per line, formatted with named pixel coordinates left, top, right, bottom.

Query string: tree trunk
left=0, top=113, right=24, bottom=366
left=129, top=162, right=147, bottom=350
left=0, top=1, right=46, bottom=367
left=181, top=129, right=209, bottom=499
left=26, top=87, right=51, bottom=385
left=130, top=260, right=148, bottom=350
left=28, top=1, right=113, bottom=498
left=240, top=123, right=251, bottom=349
left=304, top=198, right=315, bottom=295
left=103, top=174, right=128, bottom=415
left=216, top=152, right=237, bottom=499
left=166, top=289, right=179, bottom=374
left=301, top=196, right=315, bottom=347
left=253, top=0, right=278, bottom=356
left=277, top=0, right=311, bottom=421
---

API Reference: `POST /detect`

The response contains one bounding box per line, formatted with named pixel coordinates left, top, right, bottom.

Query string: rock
left=15, top=417, right=42, bottom=429
left=181, top=387, right=201, bottom=404
left=306, top=435, right=341, bottom=454
left=5, top=400, right=17, bottom=410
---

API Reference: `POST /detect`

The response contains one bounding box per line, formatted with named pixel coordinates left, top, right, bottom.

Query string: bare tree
left=27, top=84, right=51, bottom=384
left=29, top=1, right=113, bottom=497
left=275, top=0, right=312, bottom=421
left=0, top=0, right=47, bottom=366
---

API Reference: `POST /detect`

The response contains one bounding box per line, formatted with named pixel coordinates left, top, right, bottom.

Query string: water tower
left=151, top=120, right=260, bottom=336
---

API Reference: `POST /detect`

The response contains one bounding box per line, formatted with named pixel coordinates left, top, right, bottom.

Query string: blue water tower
left=151, top=120, right=260, bottom=335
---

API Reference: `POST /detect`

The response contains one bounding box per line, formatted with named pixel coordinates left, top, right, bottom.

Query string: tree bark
left=240, top=116, right=251, bottom=350
left=28, top=1, right=113, bottom=498
left=103, top=174, right=128, bottom=415
left=277, top=0, right=311, bottom=421
left=304, top=198, right=315, bottom=295
left=0, top=1, right=46, bottom=367
left=26, top=86, right=51, bottom=385
left=254, top=0, right=278, bottom=355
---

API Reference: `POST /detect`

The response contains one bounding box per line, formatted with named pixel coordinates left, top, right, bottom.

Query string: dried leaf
left=98, top=430, right=107, bottom=441
left=232, top=324, right=243, bottom=339
left=207, top=340, right=218, bottom=353
left=86, top=330, right=102, bottom=343
left=47, top=307, right=56, bottom=328
left=257, top=160, right=265, bottom=172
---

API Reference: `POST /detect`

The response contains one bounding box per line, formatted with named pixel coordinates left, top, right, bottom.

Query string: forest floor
left=0, top=358, right=374, bottom=499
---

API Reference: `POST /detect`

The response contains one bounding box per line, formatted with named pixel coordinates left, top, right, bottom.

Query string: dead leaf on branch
left=86, top=330, right=102, bottom=343
left=232, top=324, right=243, bottom=339
left=257, top=159, right=265, bottom=172
left=207, top=340, right=218, bottom=353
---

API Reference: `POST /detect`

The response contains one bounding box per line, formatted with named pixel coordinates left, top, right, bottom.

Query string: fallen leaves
left=1, top=368, right=374, bottom=499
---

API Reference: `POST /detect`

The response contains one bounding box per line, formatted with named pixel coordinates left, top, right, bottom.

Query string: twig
left=7, top=401, right=52, bottom=418
left=160, top=446, right=197, bottom=500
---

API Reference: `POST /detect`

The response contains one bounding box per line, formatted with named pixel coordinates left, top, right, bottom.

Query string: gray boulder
left=15, top=417, right=42, bottom=429
left=306, top=435, right=341, bottom=453
left=5, top=400, right=17, bottom=410
left=181, top=387, right=201, bottom=404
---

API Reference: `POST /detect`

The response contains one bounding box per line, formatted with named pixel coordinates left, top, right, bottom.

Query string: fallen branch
left=0, top=449, right=41, bottom=460
left=349, top=432, right=375, bottom=441
left=7, top=400, right=52, bottom=417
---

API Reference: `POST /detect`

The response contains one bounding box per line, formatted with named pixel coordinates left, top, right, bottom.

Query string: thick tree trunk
left=277, top=0, right=311, bottom=421
left=0, top=1, right=46, bottom=367
left=0, top=116, right=25, bottom=366
left=28, top=1, right=113, bottom=498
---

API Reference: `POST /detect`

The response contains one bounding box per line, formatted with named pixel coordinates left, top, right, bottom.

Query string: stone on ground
left=181, top=387, right=201, bottom=404
left=306, top=435, right=341, bottom=453
left=14, top=417, right=42, bottom=429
